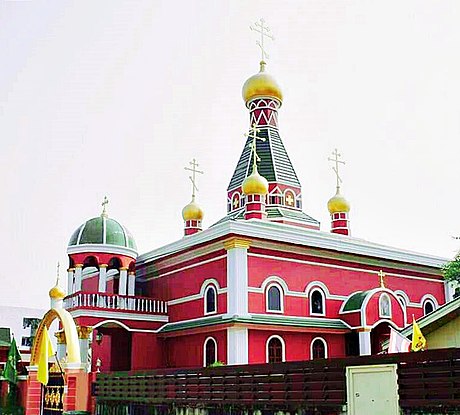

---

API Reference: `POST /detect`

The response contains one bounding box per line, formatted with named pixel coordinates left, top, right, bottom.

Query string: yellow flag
left=411, top=316, right=426, bottom=352
left=37, top=327, right=55, bottom=385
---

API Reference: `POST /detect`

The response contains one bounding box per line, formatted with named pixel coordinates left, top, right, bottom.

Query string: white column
left=67, top=268, right=75, bottom=295
left=359, top=330, right=371, bottom=356
left=119, top=268, right=128, bottom=295
left=227, top=327, right=248, bottom=365
left=77, top=326, right=92, bottom=372
left=74, top=264, right=83, bottom=292
left=128, top=271, right=136, bottom=296
left=445, top=280, right=457, bottom=302
left=224, top=238, right=250, bottom=317
left=98, top=264, right=107, bottom=293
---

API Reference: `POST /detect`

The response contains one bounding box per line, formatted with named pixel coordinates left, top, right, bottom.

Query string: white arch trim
left=420, top=294, right=439, bottom=308
left=305, top=281, right=331, bottom=298
left=266, top=335, right=286, bottom=363
left=265, top=283, right=284, bottom=313
left=369, top=319, right=402, bottom=330
left=92, top=319, right=132, bottom=331
left=260, top=275, right=289, bottom=293
left=310, top=337, right=328, bottom=359
left=203, top=336, right=217, bottom=367
left=199, top=278, right=221, bottom=296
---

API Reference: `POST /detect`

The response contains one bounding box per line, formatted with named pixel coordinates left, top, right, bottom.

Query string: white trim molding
left=309, top=288, right=326, bottom=317
left=265, top=282, right=284, bottom=313
left=203, top=336, right=217, bottom=367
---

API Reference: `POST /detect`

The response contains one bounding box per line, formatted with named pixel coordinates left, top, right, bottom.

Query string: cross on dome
left=378, top=270, right=386, bottom=288
left=184, top=158, right=204, bottom=201
left=250, top=18, right=274, bottom=62
left=328, top=148, right=345, bottom=190
left=101, top=196, right=109, bottom=218
left=245, top=123, right=266, bottom=173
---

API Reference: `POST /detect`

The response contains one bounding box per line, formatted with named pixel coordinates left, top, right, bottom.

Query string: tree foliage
left=442, top=254, right=460, bottom=282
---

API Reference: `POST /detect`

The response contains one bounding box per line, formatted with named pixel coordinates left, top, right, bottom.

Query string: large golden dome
left=242, top=61, right=283, bottom=104
left=242, top=169, right=269, bottom=195
left=182, top=199, right=204, bottom=221
left=327, top=190, right=350, bottom=214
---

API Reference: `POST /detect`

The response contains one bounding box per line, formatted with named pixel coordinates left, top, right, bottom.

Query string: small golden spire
left=184, top=158, right=204, bottom=201
left=328, top=148, right=346, bottom=192
left=101, top=196, right=109, bottom=218
left=49, top=261, right=66, bottom=300
left=245, top=123, right=266, bottom=174
left=250, top=18, right=274, bottom=62
left=378, top=270, right=386, bottom=288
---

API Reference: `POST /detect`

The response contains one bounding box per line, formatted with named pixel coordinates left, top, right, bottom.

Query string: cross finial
left=328, top=148, right=346, bottom=191
left=378, top=270, right=386, bottom=288
left=245, top=123, right=266, bottom=173
left=56, top=261, right=60, bottom=285
left=250, top=18, right=274, bottom=62
left=184, top=158, right=204, bottom=200
left=101, top=196, right=109, bottom=218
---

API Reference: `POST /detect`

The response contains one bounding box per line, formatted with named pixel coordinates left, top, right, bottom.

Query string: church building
left=53, top=26, right=450, bottom=372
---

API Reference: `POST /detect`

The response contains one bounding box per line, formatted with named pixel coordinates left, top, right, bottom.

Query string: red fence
left=94, top=348, right=460, bottom=414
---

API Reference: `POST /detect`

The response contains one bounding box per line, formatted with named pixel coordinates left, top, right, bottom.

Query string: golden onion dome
left=242, top=169, right=269, bottom=195
left=49, top=283, right=66, bottom=300
left=242, top=61, right=283, bottom=104
left=182, top=199, right=204, bottom=221
left=327, top=189, right=351, bottom=214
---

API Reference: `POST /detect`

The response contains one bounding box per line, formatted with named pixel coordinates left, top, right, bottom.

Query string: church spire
left=327, top=149, right=351, bottom=235
left=222, top=20, right=320, bottom=230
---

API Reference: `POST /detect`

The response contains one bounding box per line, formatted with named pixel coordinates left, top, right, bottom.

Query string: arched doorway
left=92, top=321, right=132, bottom=372
left=371, top=322, right=391, bottom=354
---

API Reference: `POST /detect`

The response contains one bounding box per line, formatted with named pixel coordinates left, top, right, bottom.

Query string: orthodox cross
left=56, top=262, right=60, bottom=283
left=250, top=18, right=274, bottom=61
left=328, top=148, right=345, bottom=190
left=245, top=123, right=266, bottom=172
left=184, top=158, right=203, bottom=200
left=101, top=196, right=109, bottom=217
left=378, top=270, right=386, bottom=288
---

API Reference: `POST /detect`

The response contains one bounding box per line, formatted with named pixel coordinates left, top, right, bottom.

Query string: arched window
left=310, top=289, right=325, bottom=315
left=266, top=335, right=285, bottom=363
left=424, top=300, right=435, bottom=315
left=232, top=193, right=240, bottom=210
left=204, top=337, right=217, bottom=367
left=266, top=284, right=283, bottom=312
left=311, top=337, right=327, bottom=359
left=204, top=285, right=217, bottom=315
left=379, top=293, right=391, bottom=318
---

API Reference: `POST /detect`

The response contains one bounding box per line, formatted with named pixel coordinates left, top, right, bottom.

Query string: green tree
left=443, top=254, right=460, bottom=283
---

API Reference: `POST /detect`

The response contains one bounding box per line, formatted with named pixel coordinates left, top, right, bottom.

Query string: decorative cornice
left=137, top=220, right=447, bottom=269
left=67, top=243, right=137, bottom=259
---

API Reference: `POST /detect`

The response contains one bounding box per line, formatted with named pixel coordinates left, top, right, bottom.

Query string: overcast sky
left=1, top=1, right=460, bottom=309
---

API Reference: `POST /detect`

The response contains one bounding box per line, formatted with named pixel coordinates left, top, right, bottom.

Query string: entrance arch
left=30, top=308, right=81, bottom=365
left=371, top=321, right=392, bottom=354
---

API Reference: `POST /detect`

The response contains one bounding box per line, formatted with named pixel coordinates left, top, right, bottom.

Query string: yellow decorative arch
left=30, top=308, right=81, bottom=365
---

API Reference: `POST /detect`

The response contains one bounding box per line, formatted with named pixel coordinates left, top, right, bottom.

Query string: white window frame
left=310, top=337, right=328, bottom=359
left=203, top=336, right=217, bottom=367
left=204, top=285, right=218, bottom=315
left=265, top=334, right=286, bottom=363
left=309, top=288, right=326, bottom=316
left=266, top=283, right=284, bottom=313
left=379, top=293, right=392, bottom=318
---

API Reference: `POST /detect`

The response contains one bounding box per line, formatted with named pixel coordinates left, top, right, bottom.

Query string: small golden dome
left=327, top=189, right=350, bottom=214
left=242, top=61, right=283, bottom=104
left=182, top=199, right=204, bottom=221
left=242, top=169, right=269, bottom=195
left=49, top=284, right=66, bottom=300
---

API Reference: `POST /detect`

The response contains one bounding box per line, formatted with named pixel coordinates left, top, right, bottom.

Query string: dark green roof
left=68, top=216, right=137, bottom=251
left=342, top=291, right=372, bottom=312
left=228, top=127, right=301, bottom=190
left=160, top=314, right=349, bottom=333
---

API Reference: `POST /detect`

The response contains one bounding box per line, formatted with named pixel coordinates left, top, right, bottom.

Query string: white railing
left=64, top=292, right=168, bottom=314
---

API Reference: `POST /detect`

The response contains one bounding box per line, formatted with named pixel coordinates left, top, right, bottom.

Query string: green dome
left=68, top=216, right=137, bottom=251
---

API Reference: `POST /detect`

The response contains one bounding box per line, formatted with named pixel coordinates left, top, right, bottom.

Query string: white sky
left=1, top=1, right=460, bottom=309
